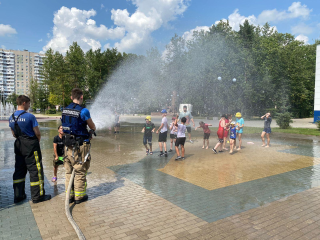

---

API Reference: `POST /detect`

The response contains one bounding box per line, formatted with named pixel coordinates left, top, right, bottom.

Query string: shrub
left=45, top=109, right=56, bottom=114
left=276, top=112, right=293, bottom=129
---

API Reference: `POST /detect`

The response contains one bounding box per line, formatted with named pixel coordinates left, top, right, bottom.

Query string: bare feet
left=229, top=151, right=233, bottom=154
left=265, top=145, right=270, bottom=148
left=261, top=144, right=265, bottom=147
left=206, top=146, right=208, bottom=149
left=237, top=148, right=241, bottom=150
left=223, top=148, right=228, bottom=151
left=202, top=146, right=205, bottom=149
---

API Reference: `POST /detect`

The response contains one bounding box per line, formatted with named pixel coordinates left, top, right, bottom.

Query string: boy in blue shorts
left=229, top=122, right=237, bottom=153
left=235, top=112, right=244, bottom=150
left=141, top=116, right=155, bottom=155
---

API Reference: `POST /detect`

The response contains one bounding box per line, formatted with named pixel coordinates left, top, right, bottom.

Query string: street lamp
left=233, top=78, right=237, bottom=82
left=217, top=76, right=222, bottom=81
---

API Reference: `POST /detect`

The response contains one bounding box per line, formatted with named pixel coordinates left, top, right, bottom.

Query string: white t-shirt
left=160, top=117, right=168, bottom=133
left=177, top=124, right=186, bottom=138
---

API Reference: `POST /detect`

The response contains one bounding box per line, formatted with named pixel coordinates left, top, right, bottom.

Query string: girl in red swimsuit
left=212, top=115, right=226, bottom=153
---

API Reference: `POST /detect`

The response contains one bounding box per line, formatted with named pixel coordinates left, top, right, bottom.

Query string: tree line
left=23, top=20, right=318, bottom=118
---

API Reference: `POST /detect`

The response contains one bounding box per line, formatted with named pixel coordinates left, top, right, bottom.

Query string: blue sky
left=0, top=0, right=319, bottom=55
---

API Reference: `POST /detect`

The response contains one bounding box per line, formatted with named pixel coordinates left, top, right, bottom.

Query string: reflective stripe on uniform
left=75, top=181, right=87, bottom=197
left=30, top=180, right=43, bottom=186
left=13, top=178, right=25, bottom=184
left=34, top=151, right=43, bottom=196
left=75, top=191, right=86, bottom=197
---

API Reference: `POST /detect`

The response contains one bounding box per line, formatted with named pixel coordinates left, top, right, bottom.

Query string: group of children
left=141, top=109, right=188, bottom=160
left=141, top=111, right=246, bottom=162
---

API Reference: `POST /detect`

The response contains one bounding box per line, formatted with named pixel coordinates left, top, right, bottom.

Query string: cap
left=161, top=109, right=167, bottom=113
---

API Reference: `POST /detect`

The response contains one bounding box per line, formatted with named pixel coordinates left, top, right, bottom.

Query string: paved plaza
left=2, top=119, right=320, bottom=239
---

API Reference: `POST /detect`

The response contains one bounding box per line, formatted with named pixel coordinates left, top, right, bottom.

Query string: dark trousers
left=13, top=136, right=46, bottom=201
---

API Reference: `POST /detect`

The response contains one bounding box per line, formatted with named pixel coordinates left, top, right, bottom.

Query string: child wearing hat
left=195, top=121, right=212, bottom=149
left=169, top=117, right=177, bottom=152
left=141, top=116, right=155, bottom=155
left=235, top=112, right=244, bottom=150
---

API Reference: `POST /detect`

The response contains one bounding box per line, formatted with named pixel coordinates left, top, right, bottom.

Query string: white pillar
left=314, top=45, right=320, bottom=122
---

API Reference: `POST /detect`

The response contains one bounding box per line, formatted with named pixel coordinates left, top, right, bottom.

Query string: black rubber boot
left=14, top=194, right=27, bottom=204
left=75, top=194, right=88, bottom=204
left=33, top=194, right=51, bottom=203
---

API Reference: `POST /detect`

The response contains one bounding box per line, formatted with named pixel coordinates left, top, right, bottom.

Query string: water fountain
left=0, top=101, right=15, bottom=120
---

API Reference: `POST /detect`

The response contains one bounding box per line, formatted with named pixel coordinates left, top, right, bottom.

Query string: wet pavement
left=2, top=120, right=320, bottom=239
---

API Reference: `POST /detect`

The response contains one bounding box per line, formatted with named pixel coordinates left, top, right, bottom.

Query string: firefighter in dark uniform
left=9, top=95, right=51, bottom=203
left=62, top=88, right=96, bottom=204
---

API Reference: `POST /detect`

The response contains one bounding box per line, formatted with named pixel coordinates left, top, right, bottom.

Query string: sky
left=0, top=0, right=319, bottom=55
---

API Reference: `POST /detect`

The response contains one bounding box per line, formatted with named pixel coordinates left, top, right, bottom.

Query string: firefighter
left=62, top=88, right=96, bottom=204
left=9, top=95, right=51, bottom=203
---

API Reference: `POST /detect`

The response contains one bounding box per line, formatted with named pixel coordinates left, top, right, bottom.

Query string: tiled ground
left=2, top=121, right=320, bottom=239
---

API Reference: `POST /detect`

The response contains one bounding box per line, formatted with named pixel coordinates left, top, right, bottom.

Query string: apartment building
left=0, top=50, right=15, bottom=97
left=0, top=49, right=45, bottom=97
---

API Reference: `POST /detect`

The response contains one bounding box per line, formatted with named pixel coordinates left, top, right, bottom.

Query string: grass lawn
left=209, top=127, right=320, bottom=136
left=34, top=113, right=62, bottom=117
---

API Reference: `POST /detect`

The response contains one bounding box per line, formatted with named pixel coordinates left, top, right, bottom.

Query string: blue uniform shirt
left=80, top=108, right=91, bottom=142
left=9, top=110, right=38, bottom=137
left=80, top=108, right=91, bottom=122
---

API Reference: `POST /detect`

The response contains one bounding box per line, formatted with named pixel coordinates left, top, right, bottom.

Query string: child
left=212, top=115, right=226, bottom=154
left=174, top=116, right=187, bottom=160
left=195, top=121, right=212, bottom=149
left=169, top=117, right=177, bottom=152
left=141, top=116, right=155, bottom=155
left=229, top=121, right=237, bottom=153
left=261, top=112, right=272, bottom=147
left=156, top=109, right=168, bottom=157
left=52, top=125, right=65, bottom=182
left=235, top=112, right=244, bottom=150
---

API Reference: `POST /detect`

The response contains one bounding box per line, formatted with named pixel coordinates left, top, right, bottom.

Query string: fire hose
left=65, top=131, right=96, bottom=240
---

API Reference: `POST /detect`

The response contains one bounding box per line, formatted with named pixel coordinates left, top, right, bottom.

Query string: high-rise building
left=0, top=50, right=15, bottom=98
left=0, top=49, right=45, bottom=98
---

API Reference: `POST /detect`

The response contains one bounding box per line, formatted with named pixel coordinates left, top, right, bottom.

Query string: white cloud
left=291, top=23, right=313, bottom=35
left=257, top=2, right=311, bottom=24
left=0, top=24, right=17, bottom=36
left=47, top=33, right=51, bottom=38
left=108, top=0, right=190, bottom=53
left=182, top=26, right=210, bottom=42
left=38, top=38, right=43, bottom=42
left=1, top=45, right=5, bottom=49
left=44, top=1, right=189, bottom=54
left=214, top=2, right=311, bottom=32
left=215, top=10, right=257, bottom=31
left=43, top=6, right=126, bottom=54
left=295, top=34, right=309, bottom=43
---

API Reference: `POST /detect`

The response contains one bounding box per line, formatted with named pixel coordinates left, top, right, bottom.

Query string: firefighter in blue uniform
left=9, top=95, right=51, bottom=203
left=62, top=88, right=96, bottom=204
